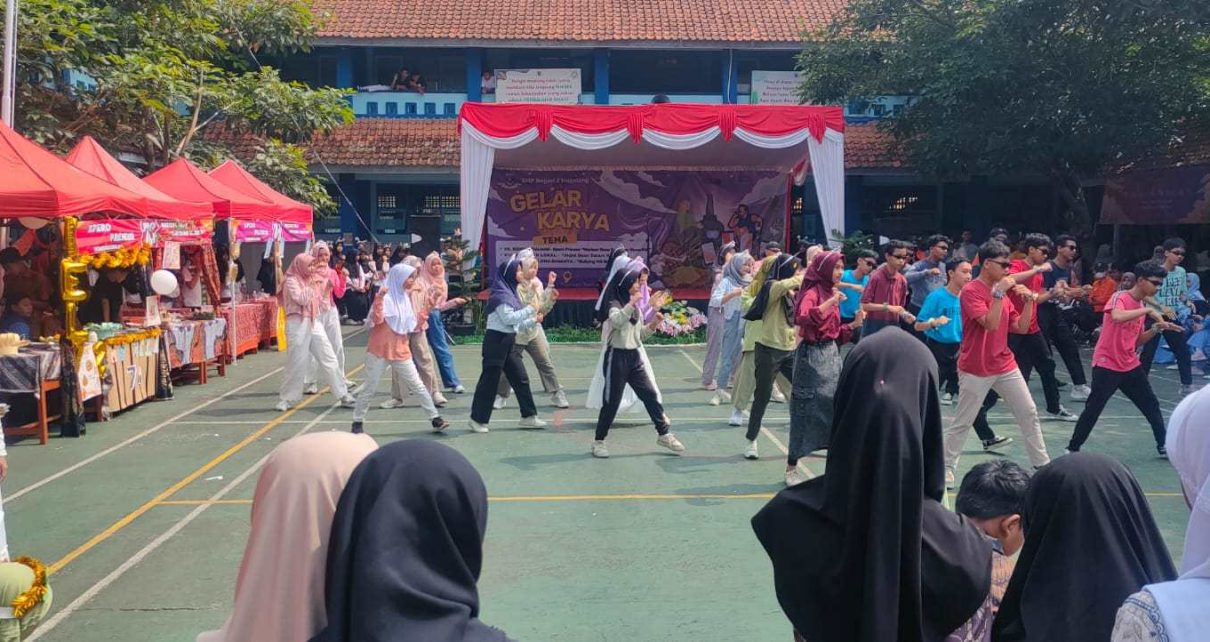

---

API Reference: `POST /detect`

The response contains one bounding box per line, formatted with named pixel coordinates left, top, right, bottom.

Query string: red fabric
left=208, top=160, right=313, bottom=223
left=795, top=287, right=852, bottom=345
left=65, top=137, right=213, bottom=220
left=144, top=159, right=277, bottom=220
left=1093, top=291, right=1144, bottom=372
left=860, top=267, right=908, bottom=323
left=459, top=103, right=844, bottom=142
left=958, top=279, right=1021, bottom=377
left=0, top=122, right=149, bottom=217
left=1008, top=260, right=1042, bottom=335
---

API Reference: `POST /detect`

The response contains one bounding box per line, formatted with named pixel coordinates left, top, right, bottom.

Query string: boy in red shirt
left=1067, top=261, right=1181, bottom=457
left=944, top=240, right=1051, bottom=487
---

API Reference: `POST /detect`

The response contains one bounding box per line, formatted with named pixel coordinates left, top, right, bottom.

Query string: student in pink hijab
left=303, top=242, right=355, bottom=395
left=277, top=254, right=355, bottom=411
left=196, top=432, right=377, bottom=642
left=420, top=251, right=469, bottom=394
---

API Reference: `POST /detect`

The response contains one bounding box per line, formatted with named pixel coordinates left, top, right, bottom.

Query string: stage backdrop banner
left=1101, top=164, right=1210, bottom=225
left=486, top=169, right=787, bottom=290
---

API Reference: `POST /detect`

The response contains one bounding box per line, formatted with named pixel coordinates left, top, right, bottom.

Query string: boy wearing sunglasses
left=1139, top=237, right=1195, bottom=394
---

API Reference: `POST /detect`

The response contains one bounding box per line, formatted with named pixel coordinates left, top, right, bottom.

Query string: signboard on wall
left=750, top=71, right=805, bottom=105
left=495, top=69, right=582, bottom=104
left=1100, top=164, right=1210, bottom=225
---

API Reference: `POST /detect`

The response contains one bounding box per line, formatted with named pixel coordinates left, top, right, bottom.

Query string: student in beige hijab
left=0, top=558, right=52, bottom=641
left=197, top=432, right=377, bottom=642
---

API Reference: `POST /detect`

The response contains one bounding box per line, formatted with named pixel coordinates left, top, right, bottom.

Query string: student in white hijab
left=196, top=432, right=377, bottom=642
left=585, top=255, right=662, bottom=412
left=1112, top=386, right=1210, bottom=641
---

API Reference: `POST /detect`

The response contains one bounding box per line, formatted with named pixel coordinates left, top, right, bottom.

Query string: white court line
left=677, top=349, right=790, bottom=456
left=27, top=402, right=342, bottom=640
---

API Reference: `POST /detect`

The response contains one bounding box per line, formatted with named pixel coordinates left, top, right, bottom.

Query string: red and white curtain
left=458, top=103, right=847, bottom=250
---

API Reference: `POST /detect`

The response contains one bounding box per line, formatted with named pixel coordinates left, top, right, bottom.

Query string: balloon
left=18, top=217, right=49, bottom=230
left=150, top=269, right=178, bottom=296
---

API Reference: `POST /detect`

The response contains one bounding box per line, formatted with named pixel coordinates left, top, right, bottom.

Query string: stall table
left=225, top=298, right=278, bottom=359
left=0, top=344, right=63, bottom=444
left=101, top=334, right=160, bottom=415
left=163, top=316, right=228, bottom=384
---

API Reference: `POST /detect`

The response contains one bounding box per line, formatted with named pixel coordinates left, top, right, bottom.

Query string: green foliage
left=441, top=234, right=484, bottom=328
left=834, top=229, right=876, bottom=264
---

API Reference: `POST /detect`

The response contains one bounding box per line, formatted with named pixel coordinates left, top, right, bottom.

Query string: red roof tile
left=312, top=0, right=847, bottom=44
left=844, top=122, right=903, bottom=170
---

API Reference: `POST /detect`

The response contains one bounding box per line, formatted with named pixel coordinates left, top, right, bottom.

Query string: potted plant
left=441, top=231, right=482, bottom=336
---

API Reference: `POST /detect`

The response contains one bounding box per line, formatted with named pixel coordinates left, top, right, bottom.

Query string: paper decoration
left=144, top=296, right=162, bottom=327
left=162, top=241, right=181, bottom=269
left=78, top=344, right=103, bottom=401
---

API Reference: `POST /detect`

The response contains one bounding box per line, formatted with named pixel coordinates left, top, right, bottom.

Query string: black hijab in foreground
left=310, top=440, right=511, bottom=642
left=752, top=328, right=992, bottom=642
left=992, top=452, right=1175, bottom=642
left=744, top=252, right=798, bottom=323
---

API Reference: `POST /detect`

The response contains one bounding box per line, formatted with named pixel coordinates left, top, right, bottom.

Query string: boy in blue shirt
left=838, top=249, right=876, bottom=342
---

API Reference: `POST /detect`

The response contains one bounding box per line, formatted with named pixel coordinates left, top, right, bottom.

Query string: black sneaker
left=431, top=417, right=450, bottom=433
left=982, top=436, right=1014, bottom=451
left=351, top=421, right=364, bottom=434
left=1157, top=445, right=1168, bottom=459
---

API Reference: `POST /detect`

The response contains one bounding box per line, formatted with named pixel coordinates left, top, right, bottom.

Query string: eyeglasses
left=935, top=245, right=949, bottom=251
left=1145, top=278, right=1165, bottom=286
left=987, top=259, right=1011, bottom=268
left=891, top=253, right=910, bottom=260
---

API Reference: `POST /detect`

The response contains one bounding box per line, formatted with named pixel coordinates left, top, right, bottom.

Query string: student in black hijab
left=310, top=440, right=511, bottom=642
left=992, top=452, right=1175, bottom=642
left=752, top=327, right=993, bottom=642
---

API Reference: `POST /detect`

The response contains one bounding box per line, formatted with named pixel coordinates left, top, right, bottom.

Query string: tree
left=5, top=0, right=351, bottom=214
left=798, top=0, right=1210, bottom=237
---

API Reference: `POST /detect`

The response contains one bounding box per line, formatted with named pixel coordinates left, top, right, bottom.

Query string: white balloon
left=150, top=269, right=178, bottom=296
left=18, top=217, right=49, bottom=230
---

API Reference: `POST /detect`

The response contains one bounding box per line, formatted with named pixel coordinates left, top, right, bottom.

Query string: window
left=610, top=50, right=721, bottom=94
left=371, top=185, right=459, bottom=236
left=484, top=49, right=595, bottom=91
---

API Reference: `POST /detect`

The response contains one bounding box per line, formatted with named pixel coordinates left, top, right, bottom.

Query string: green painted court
left=6, top=329, right=1194, bottom=641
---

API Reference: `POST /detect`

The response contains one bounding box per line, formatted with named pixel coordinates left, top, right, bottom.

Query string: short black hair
left=651, top=94, right=671, bottom=104
left=854, top=249, right=878, bottom=262
left=989, top=227, right=1008, bottom=239
left=955, top=460, right=1031, bottom=519
left=1054, top=234, right=1076, bottom=249
left=1162, top=237, right=1186, bottom=252
left=1023, top=233, right=1052, bottom=252
left=945, top=259, right=971, bottom=273
left=925, top=234, right=952, bottom=249
left=882, top=239, right=912, bottom=257
left=1134, top=260, right=1167, bottom=281
left=977, top=239, right=1010, bottom=262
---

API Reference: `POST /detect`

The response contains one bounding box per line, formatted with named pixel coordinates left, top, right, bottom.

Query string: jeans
left=714, top=313, right=744, bottom=391
left=1068, top=365, right=1166, bottom=451
left=426, top=309, right=462, bottom=389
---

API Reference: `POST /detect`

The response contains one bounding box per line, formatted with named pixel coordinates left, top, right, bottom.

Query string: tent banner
left=485, top=169, right=787, bottom=290
left=152, top=219, right=214, bottom=244
left=279, top=220, right=312, bottom=242
left=232, top=219, right=275, bottom=243
left=1100, top=164, right=1210, bottom=225
left=76, top=219, right=145, bottom=255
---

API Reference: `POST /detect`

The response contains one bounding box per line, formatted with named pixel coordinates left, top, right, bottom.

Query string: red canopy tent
left=65, top=137, right=213, bottom=221
left=0, top=121, right=148, bottom=217
left=209, top=160, right=312, bottom=224
left=144, top=159, right=277, bottom=220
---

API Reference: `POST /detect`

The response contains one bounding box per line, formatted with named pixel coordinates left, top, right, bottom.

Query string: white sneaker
left=940, top=392, right=954, bottom=406
left=274, top=400, right=290, bottom=412
left=709, top=394, right=721, bottom=406
left=452, top=384, right=466, bottom=394
left=1049, top=406, right=1078, bottom=422
left=344, top=379, right=357, bottom=390
left=1070, top=384, right=1091, bottom=401
left=785, top=466, right=812, bottom=486
left=744, top=440, right=759, bottom=460
left=379, top=398, right=403, bottom=409
left=551, top=390, right=570, bottom=408
left=432, top=392, right=448, bottom=406
left=945, top=468, right=956, bottom=490
left=656, top=433, right=685, bottom=454
left=468, top=419, right=489, bottom=433
left=591, top=440, right=610, bottom=458
left=717, top=389, right=732, bottom=404
left=492, top=395, right=507, bottom=409
left=518, top=415, right=547, bottom=429
left=771, top=388, right=787, bottom=403
left=728, top=408, right=747, bottom=427
left=303, top=383, right=319, bottom=395
left=338, top=395, right=357, bottom=407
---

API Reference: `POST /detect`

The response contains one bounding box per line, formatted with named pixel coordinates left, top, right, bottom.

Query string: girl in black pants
left=468, top=255, right=545, bottom=433
left=591, top=265, right=684, bottom=459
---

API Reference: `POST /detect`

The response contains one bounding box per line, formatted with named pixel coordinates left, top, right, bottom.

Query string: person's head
left=0, top=248, right=27, bottom=275
left=311, top=242, right=331, bottom=266
left=1119, top=271, right=1137, bottom=290
left=1108, top=266, right=1123, bottom=282
left=651, top=94, right=671, bottom=104
left=8, top=295, right=32, bottom=318
left=853, top=249, right=877, bottom=275
left=287, top=253, right=316, bottom=280
left=398, top=67, right=410, bottom=77
left=481, top=71, right=492, bottom=80
left=333, top=254, right=346, bottom=270
left=977, top=239, right=1012, bottom=282
left=961, top=230, right=973, bottom=243
left=989, top=227, right=1009, bottom=244
left=881, top=240, right=913, bottom=272
left=1164, top=387, right=1210, bottom=578
left=1133, top=260, right=1167, bottom=297
left=1054, top=234, right=1078, bottom=262
left=925, top=234, right=951, bottom=261
left=946, top=259, right=972, bottom=290
left=762, top=241, right=781, bottom=258
left=1023, top=233, right=1052, bottom=267
left=956, top=460, right=1030, bottom=556
left=1163, top=237, right=1187, bottom=266
left=107, top=268, right=130, bottom=283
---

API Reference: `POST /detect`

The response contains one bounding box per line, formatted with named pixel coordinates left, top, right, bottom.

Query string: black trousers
left=594, top=347, right=668, bottom=441
left=973, top=332, right=1061, bottom=437
left=840, top=316, right=862, bottom=344
left=470, top=330, right=537, bottom=424
left=905, top=301, right=928, bottom=343
left=748, top=343, right=796, bottom=441
left=926, top=338, right=960, bottom=396
left=1068, top=365, right=1166, bottom=451
left=1139, top=319, right=1193, bottom=386
left=1037, top=304, right=1087, bottom=386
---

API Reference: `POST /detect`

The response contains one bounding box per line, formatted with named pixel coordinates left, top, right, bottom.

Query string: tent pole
left=2, top=0, right=17, bottom=126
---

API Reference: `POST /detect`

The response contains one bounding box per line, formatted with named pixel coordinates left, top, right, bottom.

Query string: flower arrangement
left=85, top=242, right=153, bottom=269
left=655, top=300, right=707, bottom=337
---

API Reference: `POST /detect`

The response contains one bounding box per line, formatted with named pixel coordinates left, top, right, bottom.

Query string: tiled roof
left=844, top=123, right=903, bottom=170
left=311, top=0, right=847, bottom=44
left=1115, top=129, right=1210, bottom=173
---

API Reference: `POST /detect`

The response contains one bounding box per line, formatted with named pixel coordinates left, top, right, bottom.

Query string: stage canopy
left=145, top=159, right=277, bottom=220
left=0, top=122, right=149, bottom=218
left=457, top=103, right=846, bottom=250
left=209, top=160, right=313, bottom=224
left=66, top=136, right=213, bottom=221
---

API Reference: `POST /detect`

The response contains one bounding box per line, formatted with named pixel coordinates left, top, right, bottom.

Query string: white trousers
left=305, top=307, right=346, bottom=385
left=944, top=367, right=1051, bottom=474
left=281, top=316, right=348, bottom=404
left=0, top=484, right=8, bottom=562
left=390, top=332, right=445, bottom=405
left=355, top=353, right=438, bottom=422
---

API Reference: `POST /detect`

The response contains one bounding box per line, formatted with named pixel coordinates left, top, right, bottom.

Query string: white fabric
left=641, top=127, right=721, bottom=150
left=0, top=484, right=8, bottom=563
left=355, top=353, right=437, bottom=422
left=585, top=324, right=662, bottom=411
left=460, top=123, right=540, bottom=249
left=305, top=308, right=346, bottom=387
left=549, top=126, right=631, bottom=150
left=1165, top=386, right=1210, bottom=579
left=381, top=264, right=418, bottom=335
left=595, top=255, right=632, bottom=312
left=807, top=129, right=846, bottom=247
left=281, top=317, right=347, bottom=404
left=1146, top=580, right=1210, bottom=642
left=733, top=127, right=814, bottom=149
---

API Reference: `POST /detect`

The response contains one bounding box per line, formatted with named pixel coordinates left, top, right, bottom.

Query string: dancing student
left=468, top=255, right=545, bottom=433
left=701, top=241, right=738, bottom=390
left=778, top=250, right=864, bottom=484
left=311, top=440, right=513, bottom=642
left=1140, top=238, right=1195, bottom=394
left=592, top=264, right=682, bottom=458
left=859, top=240, right=917, bottom=336
left=708, top=250, right=754, bottom=406
left=276, top=254, right=354, bottom=411
left=993, top=453, right=1176, bottom=642
left=381, top=256, right=447, bottom=409
left=753, top=328, right=993, bottom=642
left=904, top=234, right=951, bottom=330
left=743, top=252, right=802, bottom=468
left=1067, top=261, right=1180, bottom=457
left=729, top=259, right=793, bottom=428
left=418, top=251, right=468, bottom=394
left=838, top=249, right=876, bottom=342
left=1112, top=387, right=1210, bottom=641
left=494, top=249, right=569, bottom=409
left=349, top=264, right=448, bottom=436
left=304, top=242, right=354, bottom=395
left=586, top=255, right=663, bottom=414
left=197, top=432, right=376, bottom=642
left=1039, top=234, right=1092, bottom=400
